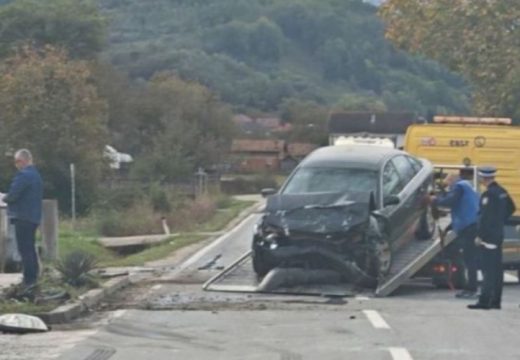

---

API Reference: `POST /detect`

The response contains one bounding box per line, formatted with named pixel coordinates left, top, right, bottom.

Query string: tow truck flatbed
left=203, top=219, right=453, bottom=297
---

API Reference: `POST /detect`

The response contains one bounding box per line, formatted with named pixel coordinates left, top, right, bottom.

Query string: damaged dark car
left=252, top=145, right=435, bottom=286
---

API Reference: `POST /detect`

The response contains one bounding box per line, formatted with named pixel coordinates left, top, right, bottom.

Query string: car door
left=391, top=155, right=422, bottom=246
left=379, top=158, right=407, bottom=249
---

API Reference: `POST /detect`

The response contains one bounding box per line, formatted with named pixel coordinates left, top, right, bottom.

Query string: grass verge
left=198, top=199, right=255, bottom=232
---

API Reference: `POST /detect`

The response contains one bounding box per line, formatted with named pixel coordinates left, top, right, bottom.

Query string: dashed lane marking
left=151, top=284, right=163, bottom=291
left=363, top=310, right=391, bottom=330
left=389, top=347, right=414, bottom=360
left=355, top=296, right=371, bottom=301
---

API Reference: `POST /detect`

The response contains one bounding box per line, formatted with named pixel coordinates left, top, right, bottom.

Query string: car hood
left=264, top=192, right=372, bottom=234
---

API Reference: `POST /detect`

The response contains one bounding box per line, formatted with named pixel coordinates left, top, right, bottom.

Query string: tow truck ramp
left=375, top=228, right=455, bottom=297
left=203, top=221, right=455, bottom=297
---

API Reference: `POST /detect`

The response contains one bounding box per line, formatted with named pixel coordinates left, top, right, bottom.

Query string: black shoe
left=467, top=303, right=490, bottom=310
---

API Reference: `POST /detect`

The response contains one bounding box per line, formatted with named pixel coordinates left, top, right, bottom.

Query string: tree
left=131, top=73, right=235, bottom=182
left=380, top=0, right=520, bottom=117
left=335, top=94, right=388, bottom=112
left=248, top=17, right=284, bottom=61
left=0, top=46, right=108, bottom=212
left=0, top=0, right=106, bottom=59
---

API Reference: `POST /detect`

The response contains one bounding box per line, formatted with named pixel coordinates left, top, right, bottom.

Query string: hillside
left=100, top=0, right=469, bottom=115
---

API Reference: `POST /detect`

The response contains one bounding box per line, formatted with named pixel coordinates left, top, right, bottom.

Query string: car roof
left=299, top=145, right=407, bottom=170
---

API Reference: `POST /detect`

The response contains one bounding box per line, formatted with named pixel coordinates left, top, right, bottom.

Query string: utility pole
left=70, top=163, right=76, bottom=229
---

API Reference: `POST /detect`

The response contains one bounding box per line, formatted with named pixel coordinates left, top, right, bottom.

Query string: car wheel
left=372, top=237, right=393, bottom=277
left=252, top=246, right=273, bottom=278
left=416, top=206, right=436, bottom=240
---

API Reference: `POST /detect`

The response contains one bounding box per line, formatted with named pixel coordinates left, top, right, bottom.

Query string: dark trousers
left=13, top=219, right=39, bottom=285
left=457, top=224, right=478, bottom=292
left=479, top=246, right=503, bottom=307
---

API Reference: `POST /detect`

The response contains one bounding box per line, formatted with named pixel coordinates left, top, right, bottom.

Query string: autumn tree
left=380, top=0, right=520, bottom=119
left=0, top=46, right=108, bottom=212
left=0, top=0, right=106, bottom=59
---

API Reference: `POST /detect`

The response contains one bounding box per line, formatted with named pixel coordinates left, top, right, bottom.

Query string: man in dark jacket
left=430, top=168, right=480, bottom=298
left=468, top=166, right=515, bottom=310
left=2, top=149, right=43, bottom=288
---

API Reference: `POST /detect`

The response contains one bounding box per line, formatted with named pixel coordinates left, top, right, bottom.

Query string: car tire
left=416, top=206, right=436, bottom=240
left=371, top=237, right=393, bottom=278
left=252, top=245, right=274, bottom=278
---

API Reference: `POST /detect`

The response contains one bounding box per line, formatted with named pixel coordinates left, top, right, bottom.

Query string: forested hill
left=100, top=0, right=469, bottom=115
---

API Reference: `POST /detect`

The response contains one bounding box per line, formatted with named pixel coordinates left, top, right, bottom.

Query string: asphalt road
left=4, top=211, right=520, bottom=360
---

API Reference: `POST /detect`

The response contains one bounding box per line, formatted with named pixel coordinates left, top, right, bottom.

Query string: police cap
left=478, top=166, right=497, bottom=178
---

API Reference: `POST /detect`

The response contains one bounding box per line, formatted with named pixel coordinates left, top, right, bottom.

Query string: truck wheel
left=416, top=207, right=436, bottom=240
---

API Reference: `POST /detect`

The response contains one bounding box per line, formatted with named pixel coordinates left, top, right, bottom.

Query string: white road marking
left=355, top=296, right=370, bottom=301
left=177, top=214, right=256, bottom=271
left=151, top=284, right=163, bottom=291
left=389, top=347, right=414, bottom=360
left=363, top=310, right=391, bottom=329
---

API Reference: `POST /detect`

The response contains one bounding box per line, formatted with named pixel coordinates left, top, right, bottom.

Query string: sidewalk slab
left=0, top=274, right=21, bottom=290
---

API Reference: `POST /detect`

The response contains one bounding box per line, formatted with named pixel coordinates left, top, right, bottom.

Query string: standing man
left=2, top=149, right=43, bottom=290
left=468, top=166, right=515, bottom=310
left=430, top=168, right=480, bottom=298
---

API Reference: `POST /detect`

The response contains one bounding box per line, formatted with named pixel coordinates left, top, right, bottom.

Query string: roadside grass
left=0, top=268, right=96, bottom=316
left=0, top=301, right=56, bottom=315
left=198, top=199, right=254, bottom=233
left=97, top=234, right=204, bottom=267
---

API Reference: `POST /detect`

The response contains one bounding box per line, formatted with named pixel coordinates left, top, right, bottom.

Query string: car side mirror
left=261, top=188, right=277, bottom=198
left=384, top=195, right=400, bottom=207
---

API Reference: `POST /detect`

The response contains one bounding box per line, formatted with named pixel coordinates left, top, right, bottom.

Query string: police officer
left=430, top=168, right=480, bottom=298
left=468, top=166, right=516, bottom=310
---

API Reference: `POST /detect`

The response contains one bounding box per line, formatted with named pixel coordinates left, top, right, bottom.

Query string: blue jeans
left=13, top=219, right=39, bottom=285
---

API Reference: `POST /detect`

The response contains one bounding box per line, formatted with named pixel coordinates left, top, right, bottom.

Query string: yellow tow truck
left=405, top=116, right=520, bottom=278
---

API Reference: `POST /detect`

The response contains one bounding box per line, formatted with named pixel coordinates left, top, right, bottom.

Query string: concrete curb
left=221, top=200, right=264, bottom=234
left=38, top=276, right=130, bottom=324
left=37, top=198, right=264, bottom=324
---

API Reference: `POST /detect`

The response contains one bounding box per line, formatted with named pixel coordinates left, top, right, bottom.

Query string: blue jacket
left=4, top=165, right=43, bottom=225
left=434, top=179, right=479, bottom=232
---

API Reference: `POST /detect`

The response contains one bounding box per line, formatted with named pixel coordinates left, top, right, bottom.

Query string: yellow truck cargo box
left=404, top=122, right=520, bottom=218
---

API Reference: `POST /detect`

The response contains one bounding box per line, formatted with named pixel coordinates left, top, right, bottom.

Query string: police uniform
left=468, top=167, right=516, bottom=310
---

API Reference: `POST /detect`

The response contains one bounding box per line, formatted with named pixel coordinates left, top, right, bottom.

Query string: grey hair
left=14, top=149, right=33, bottom=163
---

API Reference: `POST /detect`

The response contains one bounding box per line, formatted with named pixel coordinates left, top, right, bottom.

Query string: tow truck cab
left=405, top=116, right=520, bottom=273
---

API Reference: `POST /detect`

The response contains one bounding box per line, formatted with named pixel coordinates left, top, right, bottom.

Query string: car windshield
left=282, top=167, right=377, bottom=195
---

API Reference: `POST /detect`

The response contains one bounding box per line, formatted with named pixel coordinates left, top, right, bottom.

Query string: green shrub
left=96, top=185, right=145, bottom=211
left=94, top=203, right=161, bottom=236
left=149, top=183, right=172, bottom=213
left=56, top=251, right=98, bottom=288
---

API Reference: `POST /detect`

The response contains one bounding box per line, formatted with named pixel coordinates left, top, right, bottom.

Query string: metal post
left=0, top=207, right=7, bottom=272
left=41, top=200, right=59, bottom=261
left=70, top=163, right=76, bottom=228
